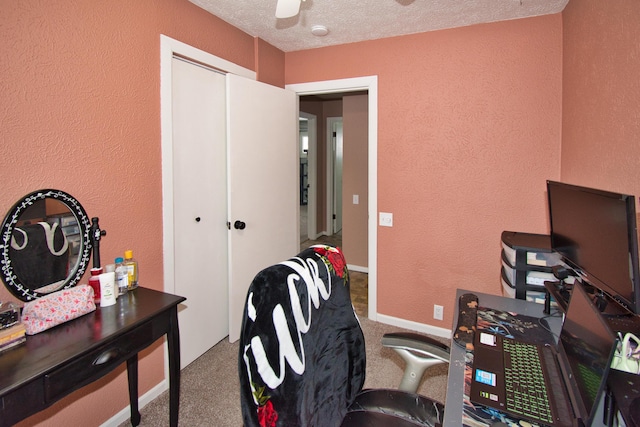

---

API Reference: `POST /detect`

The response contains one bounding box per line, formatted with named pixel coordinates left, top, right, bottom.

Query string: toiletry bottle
left=99, top=272, right=117, bottom=307
left=124, top=250, right=138, bottom=290
left=115, top=257, right=128, bottom=295
left=88, top=267, right=103, bottom=303
left=104, top=264, right=116, bottom=298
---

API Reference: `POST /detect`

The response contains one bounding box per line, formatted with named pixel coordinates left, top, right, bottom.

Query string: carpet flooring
left=119, top=316, right=449, bottom=426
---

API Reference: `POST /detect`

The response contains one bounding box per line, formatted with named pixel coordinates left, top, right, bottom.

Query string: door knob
left=234, top=220, right=246, bottom=230
left=195, top=217, right=201, bottom=222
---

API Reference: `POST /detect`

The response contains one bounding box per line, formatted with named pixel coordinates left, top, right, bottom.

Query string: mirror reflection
left=1, top=190, right=91, bottom=301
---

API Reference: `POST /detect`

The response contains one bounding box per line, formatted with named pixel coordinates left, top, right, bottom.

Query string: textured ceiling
left=189, top=0, right=569, bottom=52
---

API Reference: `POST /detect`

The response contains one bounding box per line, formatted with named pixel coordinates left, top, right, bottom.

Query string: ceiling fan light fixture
left=311, top=25, right=329, bottom=36
left=275, top=0, right=302, bottom=18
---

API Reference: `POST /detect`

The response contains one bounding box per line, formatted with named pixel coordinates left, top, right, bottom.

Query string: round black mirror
left=0, top=189, right=92, bottom=301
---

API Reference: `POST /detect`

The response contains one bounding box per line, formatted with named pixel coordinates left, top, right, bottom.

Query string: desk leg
left=127, top=354, right=141, bottom=426
left=167, top=307, right=181, bottom=427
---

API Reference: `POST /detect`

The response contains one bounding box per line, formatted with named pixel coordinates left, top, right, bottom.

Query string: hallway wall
left=342, top=94, right=369, bottom=268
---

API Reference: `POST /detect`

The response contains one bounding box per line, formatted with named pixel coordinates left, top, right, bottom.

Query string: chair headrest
left=239, top=245, right=366, bottom=427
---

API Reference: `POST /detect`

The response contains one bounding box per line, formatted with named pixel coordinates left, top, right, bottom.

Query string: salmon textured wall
left=255, top=38, right=286, bottom=87
left=286, top=15, right=563, bottom=327
left=1, top=0, right=262, bottom=425
left=561, top=0, right=640, bottom=199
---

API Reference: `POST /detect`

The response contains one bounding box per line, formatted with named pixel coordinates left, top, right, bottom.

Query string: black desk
left=443, top=289, right=564, bottom=426
left=606, top=369, right=640, bottom=426
left=0, top=287, right=185, bottom=427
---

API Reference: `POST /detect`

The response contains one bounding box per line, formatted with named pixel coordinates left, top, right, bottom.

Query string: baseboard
left=347, top=264, right=368, bottom=273
left=100, top=380, right=168, bottom=427
left=375, top=313, right=452, bottom=339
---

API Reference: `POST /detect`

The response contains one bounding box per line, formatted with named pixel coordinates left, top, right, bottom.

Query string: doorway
left=288, top=77, right=378, bottom=320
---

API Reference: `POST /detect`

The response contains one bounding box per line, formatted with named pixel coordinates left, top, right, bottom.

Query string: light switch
left=379, top=212, right=393, bottom=227
left=353, top=194, right=359, bottom=204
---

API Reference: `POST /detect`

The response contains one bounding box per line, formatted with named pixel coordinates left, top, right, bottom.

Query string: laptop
left=470, top=281, right=617, bottom=427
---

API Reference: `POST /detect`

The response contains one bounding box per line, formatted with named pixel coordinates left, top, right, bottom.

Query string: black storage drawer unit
left=501, top=231, right=561, bottom=301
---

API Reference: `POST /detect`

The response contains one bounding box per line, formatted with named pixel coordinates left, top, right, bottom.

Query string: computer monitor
left=547, top=180, right=640, bottom=314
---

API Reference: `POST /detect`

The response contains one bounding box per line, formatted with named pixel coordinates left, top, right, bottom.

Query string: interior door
left=227, top=73, right=299, bottom=342
left=171, top=57, right=229, bottom=368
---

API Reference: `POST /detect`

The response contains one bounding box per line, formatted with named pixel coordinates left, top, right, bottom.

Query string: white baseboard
left=347, top=264, right=368, bottom=273
left=100, top=380, right=168, bottom=427
left=375, top=313, right=452, bottom=339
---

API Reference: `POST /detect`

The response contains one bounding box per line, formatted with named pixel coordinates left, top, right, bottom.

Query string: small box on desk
left=0, top=323, right=26, bottom=353
left=0, top=302, right=21, bottom=331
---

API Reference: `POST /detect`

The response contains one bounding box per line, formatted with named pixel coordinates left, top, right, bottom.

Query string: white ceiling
left=189, top=0, right=569, bottom=52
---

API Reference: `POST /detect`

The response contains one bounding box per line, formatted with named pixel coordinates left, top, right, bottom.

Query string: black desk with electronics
left=444, top=287, right=640, bottom=427
left=0, top=287, right=185, bottom=427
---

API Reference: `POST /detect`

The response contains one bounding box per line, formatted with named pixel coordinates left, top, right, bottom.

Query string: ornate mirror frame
left=0, top=189, right=92, bottom=301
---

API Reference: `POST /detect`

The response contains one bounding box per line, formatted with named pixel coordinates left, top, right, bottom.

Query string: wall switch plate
left=379, top=212, right=393, bottom=227
left=353, top=194, right=359, bottom=204
left=434, top=304, right=444, bottom=321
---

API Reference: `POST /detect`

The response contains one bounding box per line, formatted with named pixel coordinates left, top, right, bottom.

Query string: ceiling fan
left=275, top=0, right=305, bottom=18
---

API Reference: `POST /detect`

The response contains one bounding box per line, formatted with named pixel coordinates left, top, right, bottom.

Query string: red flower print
left=325, top=250, right=346, bottom=278
left=313, top=246, right=348, bottom=280
left=257, top=400, right=278, bottom=427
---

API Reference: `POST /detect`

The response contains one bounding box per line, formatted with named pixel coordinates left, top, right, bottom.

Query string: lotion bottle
left=98, top=272, right=116, bottom=307
left=104, top=263, right=116, bottom=298
left=115, top=257, right=128, bottom=295
left=124, top=250, right=138, bottom=290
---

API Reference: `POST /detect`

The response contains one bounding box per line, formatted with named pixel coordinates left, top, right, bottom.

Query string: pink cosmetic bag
left=22, top=285, right=96, bottom=335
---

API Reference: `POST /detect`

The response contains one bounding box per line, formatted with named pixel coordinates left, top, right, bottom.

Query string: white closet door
left=227, top=73, right=299, bottom=342
left=172, top=57, right=229, bottom=368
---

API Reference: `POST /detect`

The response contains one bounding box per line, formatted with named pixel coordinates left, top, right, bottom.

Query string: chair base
left=344, top=389, right=444, bottom=427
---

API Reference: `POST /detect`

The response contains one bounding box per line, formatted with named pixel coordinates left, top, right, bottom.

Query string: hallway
left=300, top=230, right=368, bottom=318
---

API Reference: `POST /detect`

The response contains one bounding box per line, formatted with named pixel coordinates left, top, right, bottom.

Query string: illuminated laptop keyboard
left=503, top=339, right=554, bottom=424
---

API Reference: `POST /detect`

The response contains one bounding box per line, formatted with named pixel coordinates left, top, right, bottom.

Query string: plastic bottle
left=104, top=264, right=116, bottom=298
left=115, top=257, right=128, bottom=295
left=124, top=250, right=138, bottom=290
left=88, top=267, right=103, bottom=303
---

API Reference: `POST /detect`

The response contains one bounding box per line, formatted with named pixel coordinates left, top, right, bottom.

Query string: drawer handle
left=93, top=349, right=121, bottom=365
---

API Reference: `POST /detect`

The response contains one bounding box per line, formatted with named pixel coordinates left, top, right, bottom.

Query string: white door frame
left=286, top=76, right=378, bottom=320
left=300, top=111, right=318, bottom=240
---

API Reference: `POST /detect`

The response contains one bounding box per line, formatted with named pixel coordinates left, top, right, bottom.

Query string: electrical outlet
left=379, top=212, right=393, bottom=227
left=434, top=304, right=444, bottom=321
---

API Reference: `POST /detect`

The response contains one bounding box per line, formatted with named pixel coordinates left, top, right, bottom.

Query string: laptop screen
left=559, top=281, right=616, bottom=423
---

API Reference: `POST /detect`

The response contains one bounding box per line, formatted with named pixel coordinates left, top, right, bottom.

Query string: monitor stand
left=579, top=281, right=640, bottom=334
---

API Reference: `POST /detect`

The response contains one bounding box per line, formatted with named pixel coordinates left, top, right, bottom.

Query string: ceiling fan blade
left=275, top=0, right=301, bottom=18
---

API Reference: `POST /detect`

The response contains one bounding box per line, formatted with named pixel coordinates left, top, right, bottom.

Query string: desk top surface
left=443, top=289, right=563, bottom=427
left=0, top=287, right=185, bottom=396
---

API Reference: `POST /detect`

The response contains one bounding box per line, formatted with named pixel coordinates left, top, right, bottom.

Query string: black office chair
left=238, top=245, right=450, bottom=427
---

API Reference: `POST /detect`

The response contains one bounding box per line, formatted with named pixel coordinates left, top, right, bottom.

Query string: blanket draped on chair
left=239, top=245, right=366, bottom=427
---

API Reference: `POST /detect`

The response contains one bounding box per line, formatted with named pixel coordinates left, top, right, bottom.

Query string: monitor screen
left=547, top=180, right=640, bottom=313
